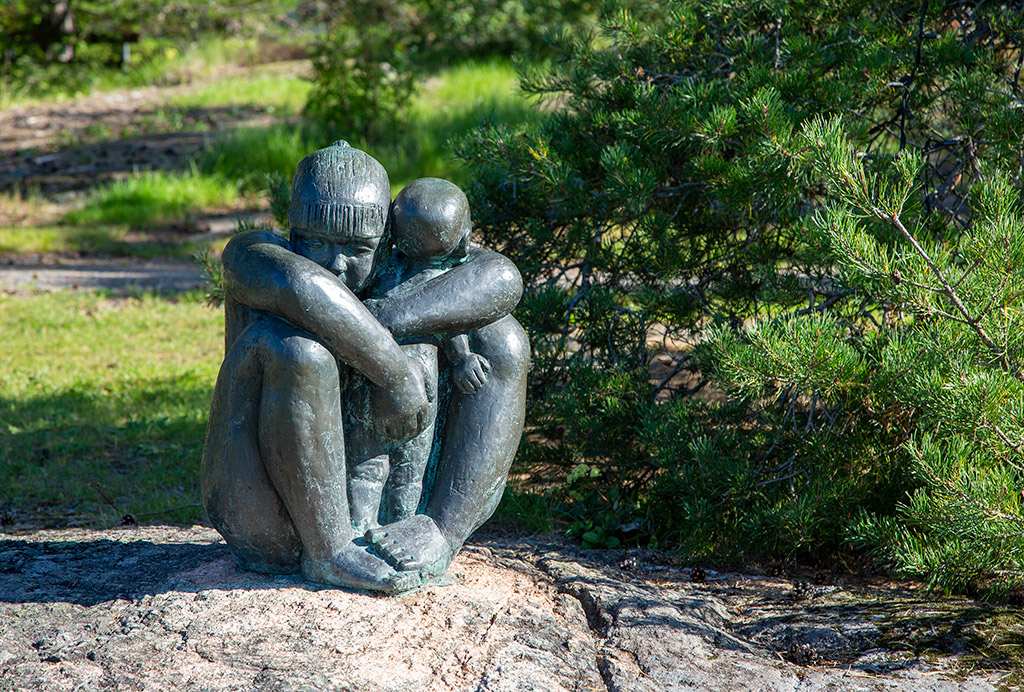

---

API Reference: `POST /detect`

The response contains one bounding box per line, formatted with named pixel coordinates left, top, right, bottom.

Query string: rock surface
left=0, top=525, right=1006, bottom=691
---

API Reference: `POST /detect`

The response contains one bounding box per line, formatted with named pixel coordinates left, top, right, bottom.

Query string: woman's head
left=289, top=141, right=391, bottom=292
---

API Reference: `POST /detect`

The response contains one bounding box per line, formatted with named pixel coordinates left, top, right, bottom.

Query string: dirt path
left=0, top=256, right=207, bottom=293
left=0, top=60, right=307, bottom=196
left=0, top=62, right=303, bottom=292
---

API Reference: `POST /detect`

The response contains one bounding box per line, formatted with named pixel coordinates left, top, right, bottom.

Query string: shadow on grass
left=0, top=376, right=213, bottom=527
left=0, top=104, right=280, bottom=196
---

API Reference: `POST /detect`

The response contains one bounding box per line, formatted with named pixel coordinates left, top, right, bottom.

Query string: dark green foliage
left=456, top=0, right=1024, bottom=575
left=715, top=121, right=1024, bottom=593
left=407, top=0, right=599, bottom=63
left=714, top=121, right=1024, bottom=594
left=304, top=1, right=418, bottom=140
left=1, top=1, right=289, bottom=95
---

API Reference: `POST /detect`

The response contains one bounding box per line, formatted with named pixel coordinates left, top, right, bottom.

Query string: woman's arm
left=222, top=231, right=412, bottom=388
left=366, top=247, right=524, bottom=339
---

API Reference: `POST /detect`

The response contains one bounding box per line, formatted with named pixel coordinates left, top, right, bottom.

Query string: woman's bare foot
left=301, top=539, right=423, bottom=593
left=365, top=514, right=454, bottom=578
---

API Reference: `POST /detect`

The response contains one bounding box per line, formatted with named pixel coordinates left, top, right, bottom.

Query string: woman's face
left=291, top=229, right=382, bottom=293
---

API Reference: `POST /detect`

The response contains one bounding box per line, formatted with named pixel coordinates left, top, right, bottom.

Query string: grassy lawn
left=198, top=57, right=539, bottom=196
left=0, top=54, right=543, bottom=532
left=0, top=35, right=300, bottom=109
left=0, top=291, right=222, bottom=528
left=167, top=66, right=311, bottom=114
left=64, top=168, right=245, bottom=229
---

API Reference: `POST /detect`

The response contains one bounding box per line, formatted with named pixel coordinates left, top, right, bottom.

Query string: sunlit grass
left=0, top=225, right=127, bottom=255
left=378, top=57, right=542, bottom=192
left=0, top=224, right=218, bottom=258
left=168, top=66, right=311, bottom=114
left=65, top=168, right=242, bottom=229
left=0, top=35, right=294, bottom=109
left=3, top=57, right=541, bottom=259
left=0, top=291, right=222, bottom=527
left=199, top=56, right=542, bottom=197
left=196, top=124, right=321, bottom=192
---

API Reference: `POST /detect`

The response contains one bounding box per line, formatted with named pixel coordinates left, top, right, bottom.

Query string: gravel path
left=0, top=257, right=207, bottom=293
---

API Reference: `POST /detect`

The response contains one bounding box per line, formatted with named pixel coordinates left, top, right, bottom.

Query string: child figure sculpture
left=389, top=178, right=492, bottom=397
left=346, top=178, right=492, bottom=534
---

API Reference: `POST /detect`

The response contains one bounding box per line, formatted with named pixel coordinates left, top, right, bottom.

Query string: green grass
left=168, top=68, right=311, bottom=114
left=65, top=169, right=242, bottom=229
left=196, top=125, right=322, bottom=192
left=198, top=57, right=542, bottom=199
left=0, top=35, right=288, bottom=109
left=5, top=57, right=539, bottom=254
left=374, top=57, right=544, bottom=193
left=0, top=224, right=216, bottom=258
left=0, top=289, right=544, bottom=532
left=0, top=291, right=222, bottom=527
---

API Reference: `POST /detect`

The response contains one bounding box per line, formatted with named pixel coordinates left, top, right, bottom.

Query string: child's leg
left=342, top=376, right=389, bottom=534
left=383, top=425, right=433, bottom=524
left=382, top=343, right=438, bottom=524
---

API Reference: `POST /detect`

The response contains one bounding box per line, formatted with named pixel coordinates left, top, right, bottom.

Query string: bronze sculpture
left=201, top=141, right=528, bottom=593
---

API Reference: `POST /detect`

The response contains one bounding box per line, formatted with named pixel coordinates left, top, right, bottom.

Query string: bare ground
left=0, top=525, right=1013, bottom=692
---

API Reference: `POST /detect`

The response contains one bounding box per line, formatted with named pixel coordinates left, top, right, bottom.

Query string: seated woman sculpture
left=200, top=141, right=528, bottom=593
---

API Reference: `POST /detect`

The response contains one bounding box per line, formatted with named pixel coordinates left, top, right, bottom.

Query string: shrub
left=713, top=120, right=1024, bottom=594
left=455, top=0, right=1024, bottom=575
left=303, top=1, right=418, bottom=141
left=301, top=0, right=597, bottom=142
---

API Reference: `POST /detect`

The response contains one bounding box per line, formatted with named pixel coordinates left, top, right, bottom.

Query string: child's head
left=390, top=178, right=471, bottom=263
left=288, top=141, right=390, bottom=292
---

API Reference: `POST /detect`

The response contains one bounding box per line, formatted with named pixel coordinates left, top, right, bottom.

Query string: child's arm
left=443, top=334, right=491, bottom=394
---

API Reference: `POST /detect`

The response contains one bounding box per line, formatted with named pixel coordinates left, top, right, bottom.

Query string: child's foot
left=365, top=514, right=454, bottom=578
left=301, top=540, right=422, bottom=594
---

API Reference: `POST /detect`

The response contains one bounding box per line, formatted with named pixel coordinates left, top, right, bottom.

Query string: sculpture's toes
left=365, top=526, right=408, bottom=564
left=379, top=568, right=424, bottom=594
left=365, top=525, right=389, bottom=546
left=301, top=541, right=419, bottom=594
left=365, top=515, right=452, bottom=575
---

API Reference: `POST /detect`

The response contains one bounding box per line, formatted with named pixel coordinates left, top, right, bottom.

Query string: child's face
left=292, top=229, right=382, bottom=292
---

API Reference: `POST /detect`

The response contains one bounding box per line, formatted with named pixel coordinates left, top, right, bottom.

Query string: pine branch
left=990, top=423, right=1024, bottom=459
left=873, top=206, right=1024, bottom=384
left=912, top=447, right=1024, bottom=528
left=898, top=0, right=930, bottom=152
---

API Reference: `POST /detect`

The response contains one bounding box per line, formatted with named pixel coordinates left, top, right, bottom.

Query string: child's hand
left=452, top=353, right=491, bottom=393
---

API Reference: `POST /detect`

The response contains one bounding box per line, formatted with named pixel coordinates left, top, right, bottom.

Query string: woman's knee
left=472, top=315, right=529, bottom=381
left=255, top=319, right=336, bottom=380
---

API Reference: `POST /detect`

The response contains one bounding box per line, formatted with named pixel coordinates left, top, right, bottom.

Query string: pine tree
left=456, top=0, right=1024, bottom=573
left=714, top=119, right=1024, bottom=593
